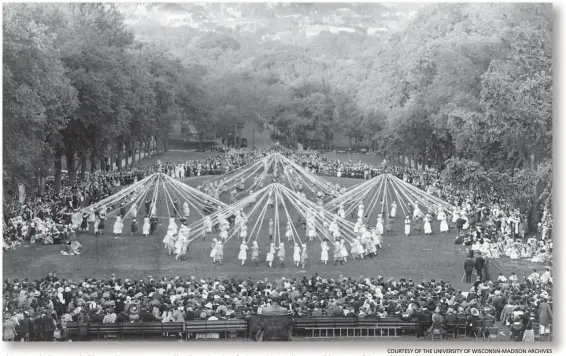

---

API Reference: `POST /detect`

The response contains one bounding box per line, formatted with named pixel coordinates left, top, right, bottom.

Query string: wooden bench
left=184, top=319, right=248, bottom=340
left=66, top=322, right=185, bottom=341
left=294, top=317, right=417, bottom=339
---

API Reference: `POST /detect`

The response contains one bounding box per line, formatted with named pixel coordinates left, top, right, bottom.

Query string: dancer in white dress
left=210, top=238, right=218, bottom=263
left=404, top=216, right=411, bottom=236
left=423, top=214, right=432, bottom=235
left=239, top=224, right=248, bottom=240
left=183, top=201, right=190, bottom=218
left=320, top=240, right=329, bottom=264
left=266, top=242, right=275, bottom=267
left=413, top=204, right=423, bottom=220
left=307, top=223, right=316, bottom=242
left=285, top=222, right=293, bottom=241
left=203, top=215, right=212, bottom=240
left=300, top=243, right=308, bottom=268
left=338, top=204, right=346, bottom=219
left=277, top=242, right=286, bottom=267
left=452, top=208, right=460, bottom=225
left=358, top=203, right=365, bottom=219
left=238, top=241, right=248, bottom=266
left=376, top=214, right=384, bottom=235
left=293, top=243, right=301, bottom=267
left=175, top=224, right=190, bottom=260
left=251, top=241, right=260, bottom=265
left=142, top=216, right=150, bottom=237
left=215, top=240, right=224, bottom=264
left=168, top=217, right=178, bottom=234
left=390, top=202, right=397, bottom=219
left=340, top=239, right=348, bottom=263
left=354, top=218, right=363, bottom=234
left=439, top=211, right=449, bottom=233
left=268, top=219, right=274, bottom=238
left=113, top=216, right=123, bottom=238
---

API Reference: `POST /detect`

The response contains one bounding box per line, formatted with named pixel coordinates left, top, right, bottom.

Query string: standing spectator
left=42, top=310, right=56, bottom=341
left=18, top=312, right=32, bottom=341
left=538, top=298, right=552, bottom=337
left=491, top=291, right=505, bottom=322
left=3, top=313, right=17, bottom=341
left=474, top=253, right=485, bottom=281
left=464, top=255, right=475, bottom=283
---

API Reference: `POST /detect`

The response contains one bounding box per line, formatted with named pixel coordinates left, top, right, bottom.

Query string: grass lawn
left=5, top=151, right=539, bottom=286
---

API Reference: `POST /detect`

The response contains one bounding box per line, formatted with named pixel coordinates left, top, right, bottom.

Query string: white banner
left=18, top=184, right=26, bottom=204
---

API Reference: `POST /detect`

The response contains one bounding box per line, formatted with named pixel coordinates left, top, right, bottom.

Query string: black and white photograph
left=2, top=1, right=554, bottom=349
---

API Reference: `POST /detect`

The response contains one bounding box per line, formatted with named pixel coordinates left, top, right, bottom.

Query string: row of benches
left=64, top=317, right=420, bottom=341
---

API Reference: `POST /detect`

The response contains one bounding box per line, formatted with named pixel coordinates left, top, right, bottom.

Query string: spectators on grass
left=1, top=270, right=552, bottom=341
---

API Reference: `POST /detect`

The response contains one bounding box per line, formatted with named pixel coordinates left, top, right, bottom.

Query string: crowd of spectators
left=2, top=269, right=552, bottom=342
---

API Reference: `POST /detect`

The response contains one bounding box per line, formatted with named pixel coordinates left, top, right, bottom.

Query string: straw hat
left=470, top=308, right=479, bottom=317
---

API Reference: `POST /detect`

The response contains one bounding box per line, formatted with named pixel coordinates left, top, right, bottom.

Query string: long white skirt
left=376, top=223, right=384, bottom=235
left=440, top=221, right=449, bottom=232
left=424, top=222, right=432, bottom=234
left=210, top=247, right=217, bottom=258
left=293, top=250, right=301, bottom=262
left=390, top=207, right=397, bottom=218
left=266, top=252, right=274, bottom=262
left=321, top=250, right=329, bottom=261
left=142, top=222, right=150, bottom=235
left=113, top=221, right=123, bottom=234
left=238, top=249, right=247, bottom=261
left=405, top=224, right=411, bottom=235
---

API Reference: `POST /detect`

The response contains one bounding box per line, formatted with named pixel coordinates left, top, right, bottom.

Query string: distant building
left=306, top=24, right=354, bottom=37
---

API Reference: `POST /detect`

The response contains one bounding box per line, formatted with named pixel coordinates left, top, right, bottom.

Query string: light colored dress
left=293, top=246, right=301, bottom=262
left=142, top=218, right=150, bottom=235
left=320, top=243, right=329, bottom=262
left=113, top=217, right=123, bottom=234
left=423, top=217, right=432, bottom=234
left=238, top=244, right=248, bottom=261
left=405, top=218, right=411, bottom=235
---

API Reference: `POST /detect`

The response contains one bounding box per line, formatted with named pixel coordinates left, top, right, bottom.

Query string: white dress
left=142, top=218, right=150, bottom=235
left=239, top=227, right=247, bottom=239
left=376, top=219, right=384, bottom=235
left=285, top=227, right=293, bottom=240
left=210, top=242, right=218, bottom=258
left=183, top=202, right=190, bottom=217
left=390, top=204, right=397, bottom=218
left=113, top=217, right=123, bottom=234
left=321, top=243, right=329, bottom=261
left=405, top=219, right=411, bottom=235
left=293, top=246, right=301, bottom=262
left=424, top=217, right=432, bottom=234
left=204, top=216, right=213, bottom=233
left=340, top=242, right=348, bottom=257
left=440, top=218, right=449, bottom=233
left=238, top=245, right=248, bottom=261
left=266, top=245, right=275, bottom=262
left=452, top=210, right=459, bottom=224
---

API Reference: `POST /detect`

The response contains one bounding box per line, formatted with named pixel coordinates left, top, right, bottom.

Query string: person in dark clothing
left=116, top=311, right=129, bottom=323
left=18, top=313, right=33, bottom=341
left=464, top=256, right=475, bottom=283
left=415, top=308, right=429, bottom=339
left=42, top=311, right=55, bottom=341
left=474, top=254, right=485, bottom=281
left=492, top=291, right=505, bottom=322
left=139, top=309, right=157, bottom=322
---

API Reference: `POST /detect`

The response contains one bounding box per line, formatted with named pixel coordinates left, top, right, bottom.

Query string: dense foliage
left=4, top=3, right=552, bottom=224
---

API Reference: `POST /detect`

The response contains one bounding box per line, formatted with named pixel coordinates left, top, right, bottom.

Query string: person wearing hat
left=463, top=254, right=475, bottom=284
left=474, top=253, right=485, bottom=282
left=466, top=308, right=481, bottom=337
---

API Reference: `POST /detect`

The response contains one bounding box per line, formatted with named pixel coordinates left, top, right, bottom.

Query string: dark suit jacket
left=474, top=257, right=485, bottom=270
left=464, top=258, right=475, bottom=271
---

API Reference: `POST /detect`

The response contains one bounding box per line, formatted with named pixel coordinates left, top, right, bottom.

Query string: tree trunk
left=131, top=141, right=137, bottom=167
left=65, top=150, right=76, bottom=185
left=124, top=141, right=130, bottom=168
left=529, top=153, right=538, bottom=232
left=138, top=141, right=142, bottom=162
left=163, top=133, right=168, bottom=152
left=199, top=132, right=204, bottom=151
left=36, top=172, right=47, bottom=196
left=91, top=150, right=97, bottom=174
left=80, top=153, right=87, bottom=180
left=117, top=141, right=123, bottom=171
